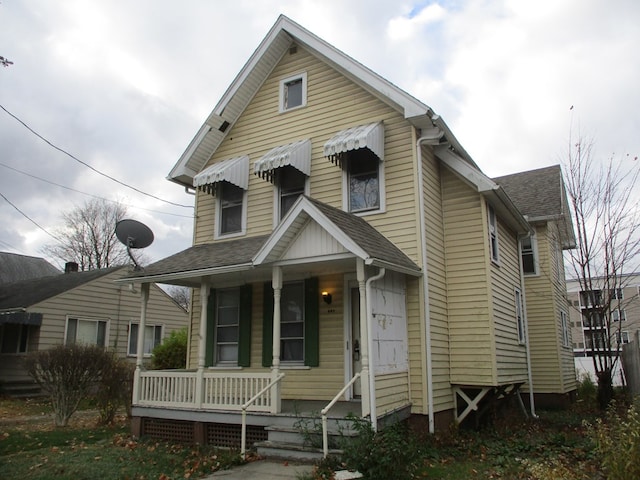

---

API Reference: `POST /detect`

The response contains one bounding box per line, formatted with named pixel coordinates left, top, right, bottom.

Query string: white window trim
left=618, top=330, right=630, bottom=344
left=514, top=287, right=525, bottom=344
left=520, top=234, right=539, bottom=276
left=214, top=185, right=248, bottom=240
left=341, top=158, right=386, bottom=215
left=279, top=72, right=307, bottom=113
left=64, top=316, right=109, bottom=347
left=127, top=322, right=163, bottom=357
left=560, top=311, right=570, bottom=347
left=214, top=288, right=241, bottom=366
left=272, top=172, right=310, bottom=227
left=487, top=203, right=500, bottom=264
left=612, top=309, right=627, bottom=322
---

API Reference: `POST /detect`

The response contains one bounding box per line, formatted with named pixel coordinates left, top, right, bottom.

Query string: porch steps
left=255, top=423, right=359, bottom=461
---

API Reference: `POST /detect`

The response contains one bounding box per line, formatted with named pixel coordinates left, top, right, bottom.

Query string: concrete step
left=255, top=440, right=342, bottom=462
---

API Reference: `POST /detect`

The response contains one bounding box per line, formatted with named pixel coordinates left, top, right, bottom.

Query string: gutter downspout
left=366, top=267, right=386, bottom=431
left=518, top=234, right=538, bottom=419
left=416, top=126, right=444, bottom=433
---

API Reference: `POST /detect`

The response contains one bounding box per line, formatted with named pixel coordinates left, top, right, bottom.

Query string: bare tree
left=42, top=198, right=132, bottom=270
left=564, top=135, right=640, bottom=409
left=164, top=285, right=191, bottom=311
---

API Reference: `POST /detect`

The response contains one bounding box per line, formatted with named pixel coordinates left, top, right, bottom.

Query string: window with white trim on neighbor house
left=65, top=317, right=107, bottom=347
left=128, top=323, right=162, bottom=356
left=0, top=324, right=29, bottom=354
left=346, top=148, right=381, bottom=213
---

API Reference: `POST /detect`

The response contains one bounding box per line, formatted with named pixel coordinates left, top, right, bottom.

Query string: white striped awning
left=254, top=139, right=311, bottom=182
left=323, top=121, right=384, bottom=166
left=193, top=155, right=249, bottom=194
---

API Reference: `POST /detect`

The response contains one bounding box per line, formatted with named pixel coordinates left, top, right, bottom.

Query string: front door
left=350, top=287, right=362, bottom=397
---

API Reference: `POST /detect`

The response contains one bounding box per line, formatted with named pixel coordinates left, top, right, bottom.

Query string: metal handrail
left=240, top=372, right=285, bottom=458
left=320, top=372, right=361, bottom=458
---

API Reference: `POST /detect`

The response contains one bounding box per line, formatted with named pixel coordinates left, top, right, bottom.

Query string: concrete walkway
left=206, top=459, right=315, bottom=479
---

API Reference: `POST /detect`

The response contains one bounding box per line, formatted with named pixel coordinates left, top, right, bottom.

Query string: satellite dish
left=115, top=219, right=154, bottom=270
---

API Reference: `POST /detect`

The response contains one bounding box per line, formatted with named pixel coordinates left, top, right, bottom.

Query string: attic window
left=279, top=72, right=307, bottom=112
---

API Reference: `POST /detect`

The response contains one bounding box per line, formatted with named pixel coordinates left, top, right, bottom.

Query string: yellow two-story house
left=120, top=15, right=575, bottom=454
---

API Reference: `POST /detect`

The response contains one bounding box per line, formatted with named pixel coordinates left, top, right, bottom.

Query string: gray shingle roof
left=124, top=235, right=271, bottom=279
left=0, top=266, right=123, bottom=310
left=122, top=197, right=420, bottom=282
left=0, top=252, right=60, bottom=285
left=493, top=165, right=564, bottom=219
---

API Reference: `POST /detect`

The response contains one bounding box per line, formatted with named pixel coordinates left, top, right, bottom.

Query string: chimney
left=65, top=262, right=79, bottom=273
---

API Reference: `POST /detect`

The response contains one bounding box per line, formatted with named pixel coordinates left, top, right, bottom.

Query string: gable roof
left=167, top=14, right=474, bottom=188
left=254, top=196, right=421, bottom=275
left=493, top=165, right=576, bottom=248
left=0, top=252, right=60, bottom=285
left=0, top=266, right=123, bottom=311
left=118, top=197, right=420, bottom=285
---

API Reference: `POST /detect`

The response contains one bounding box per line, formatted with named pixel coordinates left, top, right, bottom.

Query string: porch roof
left=118, top=197, right=421, bottom=285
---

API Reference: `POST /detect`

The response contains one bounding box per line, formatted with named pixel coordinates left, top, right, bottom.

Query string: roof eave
left=115, top=263, right=255, bottom=286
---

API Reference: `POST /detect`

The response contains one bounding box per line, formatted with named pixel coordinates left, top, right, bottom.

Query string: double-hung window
left=206, top=285, right=252, bottom=367
left=128, top=323, right=162, bottom=356
left=514, top=288, right=525, bottom=344
left=347, top=149, right=381, bottom=213
left=488, top=204, right=499, bottom=263
left=520, top=235, right=537, bottom=275
left=219, top=181, right=244, bottom=236
left=612, top=309, right=626, bottom=322
left=262, top=278, right=319, bottom=367
left=278, top=166, right=306, bottom=220
left=65, top=317, right=107, bottom=347
left=0, top=324, right=29, bottom=354
left=560, top=311, right=570, bottom=347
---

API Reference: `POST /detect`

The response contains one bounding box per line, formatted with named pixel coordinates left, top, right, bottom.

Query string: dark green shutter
left=262, top=282, right=274, bottom=367
left=205, top=289, right=216, bottom=367
left=304, top=277, right=319, bottom=367
left=238, top=284, right=252, bottom=367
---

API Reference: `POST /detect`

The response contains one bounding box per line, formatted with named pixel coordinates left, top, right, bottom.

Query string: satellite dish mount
left=115, top=219, right=154, bottom=271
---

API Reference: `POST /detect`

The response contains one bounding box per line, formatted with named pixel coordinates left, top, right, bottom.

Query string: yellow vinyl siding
left=525, top=223, right=576, bottom=393
left=442, top=169, right=495, bottom=385
left=193, top=45, right=419, bottom=263
left=490, top=217, right=528, bottom=384
left=375, top=371, right=410, bottom=415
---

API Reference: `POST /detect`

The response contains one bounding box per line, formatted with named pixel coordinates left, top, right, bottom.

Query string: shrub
left=95, top=354, right=135, bottom=424
left=24, top=344, right=111, bottom=426
left=339, top=416, right=418, bottom=480
left=590, top=400, right=640, bottom=480
left=576, top=372, right=597, bottom=409
left=151, top=327, right=187, bottom=369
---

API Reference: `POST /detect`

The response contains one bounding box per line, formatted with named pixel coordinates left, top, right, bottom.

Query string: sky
left=1, top=0, right=639, bottom=269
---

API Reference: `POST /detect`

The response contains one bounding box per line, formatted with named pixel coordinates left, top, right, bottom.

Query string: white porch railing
left=320, top=372, right=361, bottom=458
left=136, top=370, right=276, bottom=412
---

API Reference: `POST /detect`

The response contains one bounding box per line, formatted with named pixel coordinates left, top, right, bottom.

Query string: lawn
left=0, top=396, right=243, bottom=480
left=0, top=393, right=623, bottom=480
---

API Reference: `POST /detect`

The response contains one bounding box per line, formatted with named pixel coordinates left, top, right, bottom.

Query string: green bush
left=338, top=416, right=418, bottom=480
left=576, top=372, right=597, bottom=408
left=590, top=400, right=640, bottom=480
left=151, top=327, right=187, bottom=369
left=24, top=344, right=111, bottom=426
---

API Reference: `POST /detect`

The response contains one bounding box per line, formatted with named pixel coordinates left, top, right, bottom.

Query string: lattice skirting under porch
left=138, top=418, right=268, bottom=447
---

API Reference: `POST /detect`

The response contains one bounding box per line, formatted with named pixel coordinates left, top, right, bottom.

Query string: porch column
left=270, top=266, right=282, bottom=413
left=133, top=283, right=149, bottom=405
left=195, top=280, right=210, bottom=409
left=356, top=259, right=371, bottom=418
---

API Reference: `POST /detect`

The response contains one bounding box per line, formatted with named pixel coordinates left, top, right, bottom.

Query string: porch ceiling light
left=322, top=291, right=332, bottom=305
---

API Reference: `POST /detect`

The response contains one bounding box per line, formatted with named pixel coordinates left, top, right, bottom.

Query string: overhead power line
left=0, top=103, right=193, bottom=209
left=0, top=191, right=62, bottom=243
left=0, top=162, right=194, bottom=219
